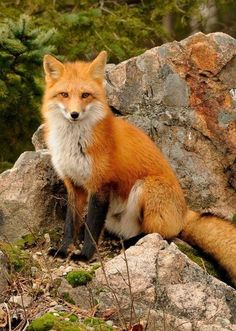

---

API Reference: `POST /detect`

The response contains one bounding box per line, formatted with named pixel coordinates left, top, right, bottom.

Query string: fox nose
left=70, top=112, right=79, bottom=120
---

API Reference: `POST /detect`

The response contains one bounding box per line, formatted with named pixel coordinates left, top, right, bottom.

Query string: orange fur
left=181, top=211, right=236, bottom=285
left=64, top=178, right=88, bottom=227
left=41, top=52, right=236, bottom=286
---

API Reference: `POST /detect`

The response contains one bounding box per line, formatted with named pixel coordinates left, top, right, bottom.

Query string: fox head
left=42, top=51, right=108, bottom=124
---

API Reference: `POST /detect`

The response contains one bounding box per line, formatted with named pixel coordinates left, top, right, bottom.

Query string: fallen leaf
left=0, top=305, right=8, bottom=327
left=102, top=308, right=117, bottom=319
left=129, top=323, right=144, bottom=331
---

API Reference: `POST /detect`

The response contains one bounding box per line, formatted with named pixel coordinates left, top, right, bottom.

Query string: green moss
left=90, top=263, right=101, bottom=274
left=47, top=229, right=62, bottom=244
left=16, top=233, right=39, bottom=249
left=0, top=241, right=33, bottom=274
left=28, top=313, right=114, bottom=331
left=65, top=270, right=93, bottom=287
left=0, top=161, right=13, bottom=173
left=68, top=314, right=78, bottom=323
left=232, top=214, right=236, bottom=224
left=176, top=243, right=222, bottom=279
left=61, top=292, right=76, bottom=305
left=28, top=313, right=55, bottom=331
left=16, top=228, right=62, bottom=250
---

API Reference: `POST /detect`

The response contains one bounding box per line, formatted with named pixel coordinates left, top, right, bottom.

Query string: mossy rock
left=0, top=241, right=34, bottom=274
left=61, top=292, right=76, bottom=305
left=65, top=270, right=93, bottom=287
left=27, top=313, right=80, bottom=331
left=28, top=312, right=114, bottom=331
left=176, top=242, right=223, bottom=280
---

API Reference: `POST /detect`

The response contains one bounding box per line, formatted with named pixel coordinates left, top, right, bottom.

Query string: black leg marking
left=72, top=192, right=109, bottom=261
left=77, top=222, right=85, bottom=242
left=48, top=205, right=74, bottom=258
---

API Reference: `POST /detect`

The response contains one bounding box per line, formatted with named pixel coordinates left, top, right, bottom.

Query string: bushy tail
left=180, top=210, right=236, bottom=286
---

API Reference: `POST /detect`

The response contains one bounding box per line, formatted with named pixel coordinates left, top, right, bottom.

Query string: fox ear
left=43, top=55, right=64, bottom=83
left=89, top=51, right=107, bottom=81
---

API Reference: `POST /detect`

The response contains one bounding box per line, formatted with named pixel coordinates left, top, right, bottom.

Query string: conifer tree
left=0, top=15, right=57, bottom=162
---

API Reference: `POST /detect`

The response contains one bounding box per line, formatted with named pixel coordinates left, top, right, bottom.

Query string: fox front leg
left=58, top=203, right=85, bottom=256
left=72, top=191, right=109, bottom=261
left=49, top=180, right=87, bottom=258
left=48, top=204, right=75, bottom=258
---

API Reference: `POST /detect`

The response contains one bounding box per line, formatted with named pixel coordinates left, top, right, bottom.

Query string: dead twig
left=121, top=240, right=137, bottom=327
left=4, top=303, right=11, bottom=331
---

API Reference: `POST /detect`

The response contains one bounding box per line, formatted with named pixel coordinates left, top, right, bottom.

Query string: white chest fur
left=47, top=118, right=92, bottom=186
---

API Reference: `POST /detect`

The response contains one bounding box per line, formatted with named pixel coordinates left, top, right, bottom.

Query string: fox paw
left=70, top=252, right=89, bottom=262
left=48, top=247, right=68, bottom=259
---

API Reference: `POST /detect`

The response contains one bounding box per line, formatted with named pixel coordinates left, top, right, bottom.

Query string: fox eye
left=81, top=92, right=90, bottom=99
left=60, top=92, right=69, bottom=98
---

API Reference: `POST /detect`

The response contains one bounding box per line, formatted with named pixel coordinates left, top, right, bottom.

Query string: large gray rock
left=0, top=150, right=65, bottom=242
left=105, top=32, right=236, bottom=218
left=95, top=234, right=236, bottom=330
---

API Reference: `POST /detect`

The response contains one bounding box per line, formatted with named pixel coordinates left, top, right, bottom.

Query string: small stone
left=9, top=295, right=32, bottom=308
left=34, top=251, right=42, bottom=256
left=56, top=258, right=64, bottom=263
left=70, top=261, right=80, bottom=268
left=106, top=320, right=113, bottom=326
left=31, top=266, right=39, bottom=277
left=32, top=283, right=38, bottom=290
left=44, top=233, right=51, bottom=244
left=48, top=308, right=57, bottom=313
left=49, top=301, right=57, bottom=307
left=63, top=266, right=73, bottom=275
left=53, top=305, right=66, bottom=312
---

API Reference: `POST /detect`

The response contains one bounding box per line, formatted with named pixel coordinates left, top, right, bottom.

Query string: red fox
left=42, top=51, right=236, bottom=286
